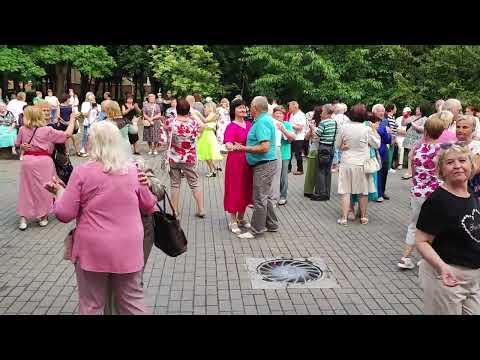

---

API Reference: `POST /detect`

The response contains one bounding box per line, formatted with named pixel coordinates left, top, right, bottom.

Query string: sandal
left=360, top=217, right=369, bottom=225
left=195, top=212, right=206, bottom=218
left=229, top=222, right=241, bottom=234
left=337, top=218, right=347, bottom=226
left=347, top=211, right=356, bottom=221
left=206, top=172, right=216, bottom=178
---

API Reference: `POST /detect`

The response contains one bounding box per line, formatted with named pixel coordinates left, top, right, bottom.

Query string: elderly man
left=235, top=96, right=278, bottom=239
left=288, top=101, right=307, bottom=175
left=186, top=95, right=205, bottom=122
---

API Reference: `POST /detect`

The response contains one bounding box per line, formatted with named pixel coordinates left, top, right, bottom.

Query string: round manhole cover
left=256, top=259, right=323, bottom=284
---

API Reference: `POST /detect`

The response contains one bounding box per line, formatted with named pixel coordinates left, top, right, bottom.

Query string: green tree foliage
left=150, top=45, right=223, bottom=98
left=0, top=46, right=45, bottom=79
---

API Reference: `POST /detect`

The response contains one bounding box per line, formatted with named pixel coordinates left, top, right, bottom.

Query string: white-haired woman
left=332, top=103, right=349, bottom=172
left=79, top=92, right=98, bottom=157
left=416, top=143, right=480, bottom=314
left=46, top=121, right=158, bottom=315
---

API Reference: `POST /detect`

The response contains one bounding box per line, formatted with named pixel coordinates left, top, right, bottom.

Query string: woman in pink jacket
left=46, top=121, right=157, bottom=315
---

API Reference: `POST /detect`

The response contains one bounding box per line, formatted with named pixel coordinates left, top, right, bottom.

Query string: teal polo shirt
left=246, top=112, right=277, bottom=166
left=280, top=121, right=293, bottom=160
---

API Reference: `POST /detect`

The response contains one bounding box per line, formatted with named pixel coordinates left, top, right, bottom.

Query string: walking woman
left=59, top=94, right=80, bottom=156
left=47, top=121, right=157, bottom=315
left=197, top=101, right=223, bottom=177
left=223, top=98, right=253, bottom=233
left=416, top=143, right=480, bottom=314
left=15, top=106, right=76, bottom=230
left=164, top=99, right=206, bottom=218
left=336, top=104, right=380, bottom=225
left=143, top=94, right=165, bottom=155
left=79, top=92, right=98, bottom=157
left=304, top=106, right=322, bottom=198
left=402, top=104, right=428, bottom=179
left=122, top=93, right=142, bottom=155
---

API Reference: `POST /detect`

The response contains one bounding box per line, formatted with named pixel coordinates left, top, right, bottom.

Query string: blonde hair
left=16, top=92, right=26, bottom=102
left=425, top=113, right=450, bottom=139
left=204, top=102, right=217, bottom=116
left=88, top=121, right=130, bottom=174
left=23, top=106, right=46, bottom=128
left=436, top=110, right=454, bottom=129
left=443, top=98, right=462, bottom=114
left=437, top=143, right=475, bottom=181
left=85, top=92, right=95, bottom=102
left=106, top=101, right=123, bottom=119
left=220, top=98, right=229, bottom=105
left=435, top=99, right=445, bottom=112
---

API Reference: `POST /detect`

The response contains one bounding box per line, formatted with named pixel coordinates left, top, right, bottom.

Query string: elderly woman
left=7, top=92, right=27, bottom=123
left=217, top=98, right=231, bottom=154
left=15, top=106, right=76, bottom=230
left=223, top=98, right=253, bottom=233
left=332, top=103, right=349, bottom=172
left=164, top=98, right=206, bottom=218
left=335, top=104, right=380, bottom=225
left=0, top=102, right=17, bottom=155
left=79, top=92, right=98, bottom=157
left=416, top=143, right=480, bottom=315
left=122, top=93, right=142, bottom=155
left=402, top=104, right=429, bottom=179
left=437, top=99, right=462, bottom=144
left=45, top=89, right=60, bottom=121
left=46, top=121, right=157, bottom=315
left=371, top=104, right=392, bottom=202
left=143, top=94, right=165, bottom=155
left=105, top=101, right=132, bottom=159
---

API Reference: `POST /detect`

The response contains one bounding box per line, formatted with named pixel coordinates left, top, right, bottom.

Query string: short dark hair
left=176, top=99, right=190, bottom=116
left=385, top=104, right=396, bottom=113
left=467, top=105, right=478, bottom=113
left=230, top=98, right=247, bottom=120
left=349, top=103, right=368, bottom=123
left=60, top=94, right=70, bottom=103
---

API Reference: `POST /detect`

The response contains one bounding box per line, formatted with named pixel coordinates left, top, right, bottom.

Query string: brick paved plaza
left=0, top=145, right=424, bottom=315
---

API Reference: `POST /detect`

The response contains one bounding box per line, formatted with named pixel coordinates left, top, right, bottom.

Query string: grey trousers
left=251, top=160, right=279, bottom=234
left=270, top=146, right=282, bottom=203
left=280, top=159, right=289, bottom=200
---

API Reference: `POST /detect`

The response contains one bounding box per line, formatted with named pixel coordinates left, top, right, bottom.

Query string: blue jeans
left=51, top=109, right=57, bottom=120
left=81, top=126, right=89, bottom=150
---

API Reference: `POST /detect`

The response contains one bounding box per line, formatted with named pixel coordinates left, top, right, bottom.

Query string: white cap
left=403, top=107, right=412, bottom=113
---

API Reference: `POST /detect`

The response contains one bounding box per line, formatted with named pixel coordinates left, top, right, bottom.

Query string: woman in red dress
left=223, top=99, right=253, bottom=233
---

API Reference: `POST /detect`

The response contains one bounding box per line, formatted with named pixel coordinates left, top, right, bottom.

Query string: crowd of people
left=4, top=84, right=480, bottom=316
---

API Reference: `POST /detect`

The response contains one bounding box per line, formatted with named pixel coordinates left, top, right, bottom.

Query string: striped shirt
left=386, top=115, right=398, bottom=136
left=315, top=118, right=337, bottom=145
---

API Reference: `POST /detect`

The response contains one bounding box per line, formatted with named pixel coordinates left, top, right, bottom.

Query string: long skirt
left=224, top=151, right=253, bottom=213
left=17, top=155, right=56, bottom=219
left=304, top=150, right=317, bottom=195
left=0, top=125, right=16, bottom=148
left=143, top=120, right=165, bottom=144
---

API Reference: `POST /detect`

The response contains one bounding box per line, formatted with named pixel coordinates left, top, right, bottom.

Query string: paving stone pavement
left=0, top=146, right=424, bottom=315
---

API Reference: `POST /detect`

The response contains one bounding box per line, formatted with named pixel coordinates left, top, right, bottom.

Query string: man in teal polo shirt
left=235, top=96, right=279, bottom=239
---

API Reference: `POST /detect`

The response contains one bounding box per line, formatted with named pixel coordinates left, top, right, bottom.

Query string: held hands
left=386, top=127, right=393, bottom=134
left=44, top=176, right=66, bottom=195
left=138, top=170, right=151, bottom=188
left=233, top=142, right=246, bottom=151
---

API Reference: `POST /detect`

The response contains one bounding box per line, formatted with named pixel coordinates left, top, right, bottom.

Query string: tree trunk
left=66, top=64, right=72, bottom=93
left=115, top=77, right=122, bottom=101
left=139, top=73, right=145, bottom=104
left=55, top=63, right=68, bottom=98
left=13, top=79, right=20, bottom=93
left=94, top=80, right=101, bottom=99
left=132, top=74, right=138, bottom=100
left=2, top=72, right=8, bottom=99
left=80, top=73, right=89, bottom=101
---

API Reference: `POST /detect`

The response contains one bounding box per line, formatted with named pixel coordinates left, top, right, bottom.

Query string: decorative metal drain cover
left=257, top=259, right=322, bottom=284
left=246, top=257, right=339, bottom=289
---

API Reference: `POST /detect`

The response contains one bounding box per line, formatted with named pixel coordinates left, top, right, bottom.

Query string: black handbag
left=317, top=121, right=337, bottom=166
left=52, top=144, right=73, bottom=184
left=152, top=186, right=187, bottom=257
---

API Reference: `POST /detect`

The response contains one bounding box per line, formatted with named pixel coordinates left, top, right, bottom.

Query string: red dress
left=223, top=121, right=253, bottom=213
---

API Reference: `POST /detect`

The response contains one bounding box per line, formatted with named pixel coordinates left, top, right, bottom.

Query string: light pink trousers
left=75, top=263, right=148, bottom=315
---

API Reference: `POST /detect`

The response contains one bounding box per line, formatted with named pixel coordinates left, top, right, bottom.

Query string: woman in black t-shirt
left=59, top=94, right=79, bottom=156
left=416, top=143, right=480, bottom=315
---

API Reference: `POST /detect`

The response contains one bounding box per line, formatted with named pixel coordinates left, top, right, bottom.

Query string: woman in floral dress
left=142, top=94, right=165, bottom=155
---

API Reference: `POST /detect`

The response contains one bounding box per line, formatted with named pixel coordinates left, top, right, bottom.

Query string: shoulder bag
left=317, top=120, right=337, bottom=166
left=152, top=185, right=187, bottom=257
left=363, top=128, right=381, bottom=174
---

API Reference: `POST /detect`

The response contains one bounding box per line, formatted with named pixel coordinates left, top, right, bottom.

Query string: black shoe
left=383, top=195, right=390, bottom=200
left=311, top=195, right=329, bottom=201
left=304, top=193, right=312, bottom=198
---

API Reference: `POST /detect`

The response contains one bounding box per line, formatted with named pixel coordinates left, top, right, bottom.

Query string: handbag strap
left=160, top=184, right=177, bottom=218
left=28, top=127, right=38, bottom=144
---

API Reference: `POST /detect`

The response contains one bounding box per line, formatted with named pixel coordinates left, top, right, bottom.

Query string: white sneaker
left=229, top=222, right=241, bottom=234
left=389, top=169, right=396, bottom=173
left=39, top=218, right=49, bottom=227
left=237, top=231, right=255, bottom=239
left=18, top=218, right=27, bottom=231
left=148, top=150, right=153, bottom=155
left=397, top=257, right=415, bottom=269
left=397, top=165, right=403, bottom=170
left=238, top=220, right=251, bottom=229
left=376, top=197, right=384, bottom=203
left=278, top=198, right=287, bottom=205
left=153, top=150, right=158, bottom=155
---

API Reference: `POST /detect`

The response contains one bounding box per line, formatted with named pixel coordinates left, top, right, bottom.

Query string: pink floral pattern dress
left=164, top=116, right=200, bottom=165
left=216, top=107, right=231, bottom=149
left=411, top=142, right=441, bottom=198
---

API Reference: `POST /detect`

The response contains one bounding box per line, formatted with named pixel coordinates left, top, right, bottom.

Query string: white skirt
left=338, top=164, right=376, bottom=195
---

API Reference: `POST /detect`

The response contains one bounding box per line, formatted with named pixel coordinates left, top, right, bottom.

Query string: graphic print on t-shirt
left=461, top=208, right=480, bottom=244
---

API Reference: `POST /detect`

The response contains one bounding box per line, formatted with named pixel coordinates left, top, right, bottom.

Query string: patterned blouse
left=0, top=111, right=15, bottom=127
left=411, top=142, right=441, bottom=198
left=164, top=116, right=201, bottom=165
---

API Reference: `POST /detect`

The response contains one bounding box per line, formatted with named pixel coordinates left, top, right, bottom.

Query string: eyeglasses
left=439, top=141, right=469, bottom=150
